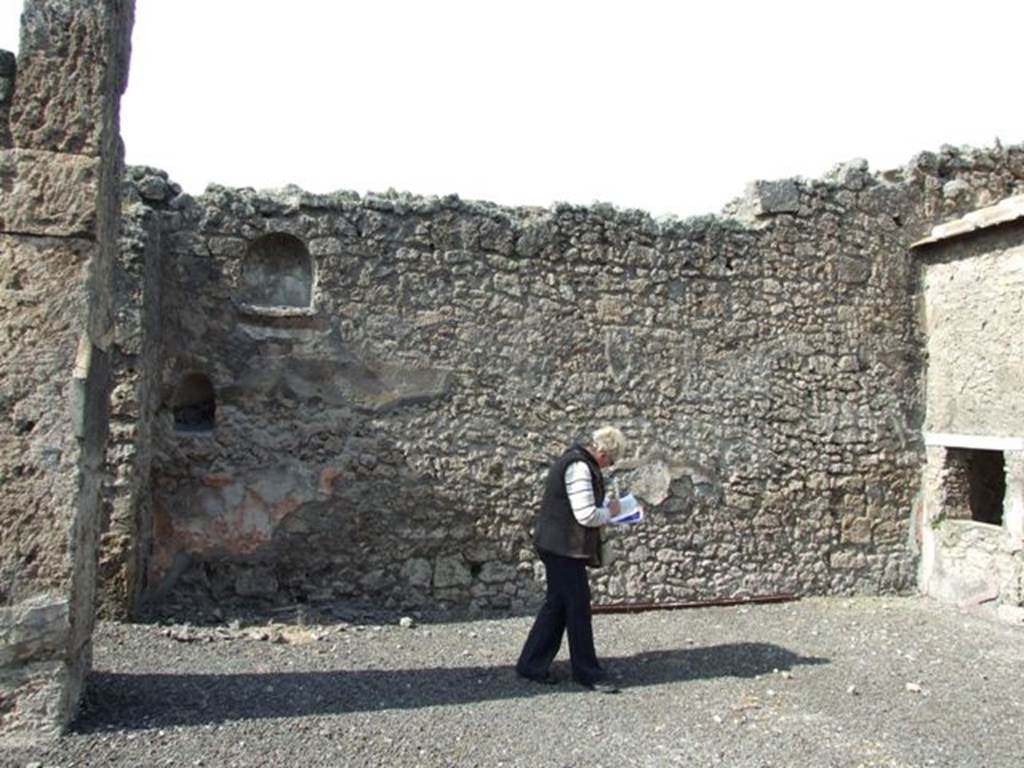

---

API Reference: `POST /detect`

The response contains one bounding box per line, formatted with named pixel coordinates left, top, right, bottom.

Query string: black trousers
left=516, top=550, right=604, bottom=686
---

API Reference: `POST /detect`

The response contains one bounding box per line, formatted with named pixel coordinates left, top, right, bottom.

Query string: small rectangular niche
left=945, top=447, right=1005, bottom=526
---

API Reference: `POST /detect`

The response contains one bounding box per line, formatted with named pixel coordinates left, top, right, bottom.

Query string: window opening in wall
left=241, top=233, right=313, bottom=308
left=965, top=449, right=1005, bottom=526
left=173, top=373, right=216, bottom=432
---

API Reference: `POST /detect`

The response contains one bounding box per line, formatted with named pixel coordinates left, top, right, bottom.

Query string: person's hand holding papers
left=609, top=493, right=644, bottom=525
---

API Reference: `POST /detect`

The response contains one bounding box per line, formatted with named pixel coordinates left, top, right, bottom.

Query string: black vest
left=534, top=444, right=606, bottom=566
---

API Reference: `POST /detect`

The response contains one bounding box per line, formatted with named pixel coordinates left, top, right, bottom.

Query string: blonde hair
left=590, top=426, right=627, bottom=463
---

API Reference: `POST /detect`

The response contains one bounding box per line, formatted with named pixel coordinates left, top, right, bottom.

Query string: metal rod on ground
left=592, top=594, right=799, bottom=614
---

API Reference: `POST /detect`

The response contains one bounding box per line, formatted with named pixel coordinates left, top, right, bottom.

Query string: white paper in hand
left=610, top=493, right=644, bottom=525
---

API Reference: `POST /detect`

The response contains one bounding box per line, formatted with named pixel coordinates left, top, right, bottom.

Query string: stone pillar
left=0, top=48, right=14, bottom=147
left=1004, top=451, right=1024, bottom=546
left=1001, top=451, right=1024, bottom=616
left=916, top=446, right=946, bottom=596
left=0, top=0, right=134, bottom=743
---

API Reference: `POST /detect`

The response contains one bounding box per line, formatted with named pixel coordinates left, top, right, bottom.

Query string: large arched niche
left=240, top=232, right=314, bottom=309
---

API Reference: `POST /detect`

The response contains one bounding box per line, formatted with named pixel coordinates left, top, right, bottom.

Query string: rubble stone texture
left=3, top=0, right=1024, bottom=745
left=0, top=49, right=16, bottom=148
left=0, top=0, right=134, bottom=743
left=9, top=0, right=132, bottom=156
left=106, top=144, right=1024, bottom=620
left=94, top=187, right=162, bottom=620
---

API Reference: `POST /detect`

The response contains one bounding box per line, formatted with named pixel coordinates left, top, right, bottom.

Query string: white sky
left=2, top=0, right=1023, bottom=218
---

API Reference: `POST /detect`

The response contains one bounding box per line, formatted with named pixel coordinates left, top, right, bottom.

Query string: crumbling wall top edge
left=127, top=140, right=1024, bottom=236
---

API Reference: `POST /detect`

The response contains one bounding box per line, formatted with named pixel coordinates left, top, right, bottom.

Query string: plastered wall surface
left=921, top=226, right=1024, bottom=437
left=915, top=212, right=1024, bottom=621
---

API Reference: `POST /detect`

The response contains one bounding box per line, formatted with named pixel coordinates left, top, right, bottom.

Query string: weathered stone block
left=0, top=595, right=70, bottom=667
left=10, top=0, right=134, bottom=155
left=135, top=174, right=170, bottom=203
left=1, top=234, right=97, bottom=605
left=0, top=49, right=14, bottom=150
left=836, top=254, right=870, bottom=284
left=829, top=550, right=864, bottom=570
left=433, top=556, right=472, bottom=589
left=1, top=0, right=134, bottom=746
left=477, top=561, right=515, bottom=584
left=942, top=179, right=972, bottom=203
left=0, top=594, right=75, bottom=741
left=926, top=520, right=1005, bottom=604
left=207, top=236, right=246, bottom=258
left=826, top=158, right=870, bottom=190
left=626, top=461, right=673, bottom=507
left=234, top=568, right=278, bottom=598
left=358, top=569, right=386, bottom=592
left=841, top=516, right=873, bottom=545
left=0, top=150, right=99, bottom=237
left=746, top=179, right=800, bottom=216
left=0, top=659, right=68, bottom=742
left=400, top=558, right=432, bottom=588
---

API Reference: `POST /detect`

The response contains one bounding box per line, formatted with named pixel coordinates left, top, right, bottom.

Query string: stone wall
left=1, top=0, right=1021, bottom=744
left=0, top=0, right=134, bottom=742
left=913, top=200, right=1024, bottom=623
left=114, top=145, right=1024, bottom=617
left=94, top=168, right=169, bottom=619
left=918, top=444, right=1024, bottom=623
left=0, top=49, right=13, bottom=148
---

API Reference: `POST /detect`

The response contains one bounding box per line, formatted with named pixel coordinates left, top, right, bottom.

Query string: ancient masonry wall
left=915, top=212, right=1024, bottom=621
left=111, top=146, right=1024, bottom=617
left=95, top=174, right=164, bottom=620
left=0, top=0, right=134, bottom=742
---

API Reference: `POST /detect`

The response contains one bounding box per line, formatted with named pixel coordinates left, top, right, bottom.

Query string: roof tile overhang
left=912, top=193, right=1024, bottom=248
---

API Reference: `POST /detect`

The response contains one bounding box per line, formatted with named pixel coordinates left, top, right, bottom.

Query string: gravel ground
left=2, top=595, right=1022, bottom=768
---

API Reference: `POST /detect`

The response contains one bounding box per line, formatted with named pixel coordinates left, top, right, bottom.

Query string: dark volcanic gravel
left=2, top=596, right=1022, bottom=767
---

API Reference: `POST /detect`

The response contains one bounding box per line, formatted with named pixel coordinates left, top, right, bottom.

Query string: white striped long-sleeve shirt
left=564, top=460, right=611, bottom=527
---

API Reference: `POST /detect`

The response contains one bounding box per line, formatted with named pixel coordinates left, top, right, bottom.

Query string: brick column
left=0, top=0, right=134, bottom=742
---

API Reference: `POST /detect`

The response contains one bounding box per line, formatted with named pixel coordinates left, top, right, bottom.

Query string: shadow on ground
left=74, top=642, right=828, bottom=732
